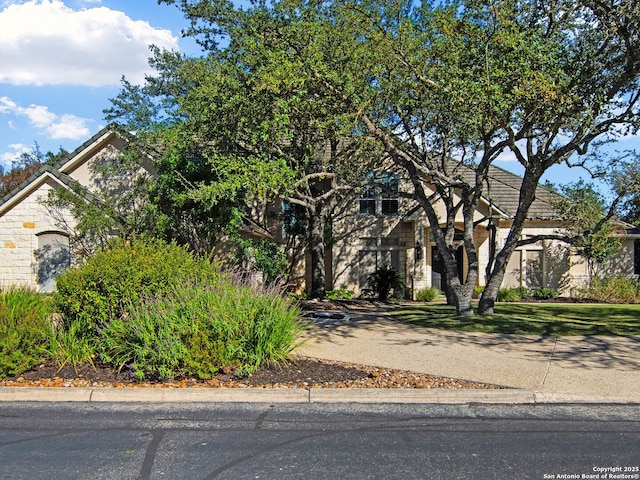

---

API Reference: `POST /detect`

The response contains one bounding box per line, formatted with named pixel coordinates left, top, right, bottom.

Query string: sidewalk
left=1, top=305, right=639, bottom=404
left=296, top=305, right=640, bottom=403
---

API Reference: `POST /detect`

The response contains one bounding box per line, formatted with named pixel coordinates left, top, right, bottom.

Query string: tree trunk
left=440, top=247, right=476, bottom=316
left=309, top=205, right=326, bottom=299
left=478, top=271, right=502, bottom=315
left=478, top=171, right=542, bottom=315
left=452, top=283, right=474, bottom=316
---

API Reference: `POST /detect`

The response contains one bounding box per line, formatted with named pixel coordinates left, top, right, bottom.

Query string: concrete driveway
left=295, top=305, right=640, bottom=403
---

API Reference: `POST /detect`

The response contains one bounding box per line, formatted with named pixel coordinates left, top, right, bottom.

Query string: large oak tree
left=152, top=0, right=640, bottom=313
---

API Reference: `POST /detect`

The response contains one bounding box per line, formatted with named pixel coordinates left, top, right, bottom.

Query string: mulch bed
left=0, top=357, right=506, bottom=390
left=1, top=299, right=514, bottom=390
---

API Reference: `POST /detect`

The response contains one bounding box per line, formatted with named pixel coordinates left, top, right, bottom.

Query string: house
left=0, top=127, right=128, bottom=292
left=269, top=161, right=640, bottom=299
left=0, top=125, right=269, bottom=292
left=2, top=126, right=639, bottom=295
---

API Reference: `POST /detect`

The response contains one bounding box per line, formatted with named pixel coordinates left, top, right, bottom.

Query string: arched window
left=34, top=231, right=71, bottom=292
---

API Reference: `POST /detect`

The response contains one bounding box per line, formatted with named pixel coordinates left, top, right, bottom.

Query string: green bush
left=50, top=238, right=304, bottom=380
left=99, top=280, right=305, bottom=380
left=496, top=287, right=522, bottom=302
left=533, top=287, right=558, bottom=299
left=54, top=238, right=223, bottom=335
left=367, top=266, right=405, bottom=302
left=514, top=287, right=533, bottom=300
left=326, top=286, right=354, bottom=300
left=416, top=286, right=441, bottom=302
left=53, top=319, right=97, bottom=370
left=581, top=276, right=640, bottom=304
left=234, top=238, right=288, bottom=285
left=0, top=287, right=55, bottom=378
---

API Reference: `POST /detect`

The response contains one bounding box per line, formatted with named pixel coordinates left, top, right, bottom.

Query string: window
left=635, top=240, right=640, bottom=275
left=379, top=172, right=399, bottom=215
left=282, top=201, right=307, bottom=237
left=35, top=231, right=71, bottom=293
left=358, top=172, right=399, bottom=216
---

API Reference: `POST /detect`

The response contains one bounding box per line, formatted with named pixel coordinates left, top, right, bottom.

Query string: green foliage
left=41, top=146, right=156, bottom=258
left=367, top=266, right=405, bottom=302
left=127, top=0, right=640, bottom=316
left=54, top=238, right=222, bottom=336
left=48, top=237, right=303, bottom=381
left=0, top=143, right=67, bottom=197
left=497, top=286, right=537, bottom=302
left=553, top=181, right=622, bottom=272
left=514, top=287, right=533, bottom=300
left=326, top=286, right=354, bottom=300
left=416, top=286, right=441, bottom=302
left=99, top=280, right=304, bottom=380
left=579, top=277, right=640, bottom=304
left=0, top=288, right=55, bottom=378
left=234, top=238, right=288, bottom=285
left=533, top=287, right=558, bottom=300
left=53, top=319, right=97, bottom=371
left=496, top=287, right=522, bottom=303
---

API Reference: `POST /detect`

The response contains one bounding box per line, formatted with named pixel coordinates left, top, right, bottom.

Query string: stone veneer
left=0, top=179, right=73, bottom=290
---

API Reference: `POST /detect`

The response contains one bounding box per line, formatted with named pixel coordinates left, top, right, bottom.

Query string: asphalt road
left=0, top=403, right=638, bottom=480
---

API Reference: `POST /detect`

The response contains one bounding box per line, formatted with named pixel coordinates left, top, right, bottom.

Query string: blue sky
left=0, top=0, right=197, bottom=167
left=0, top=0, right=637, bottom=190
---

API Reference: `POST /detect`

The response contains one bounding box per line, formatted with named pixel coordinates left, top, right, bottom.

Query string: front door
left=431, top=246, right=463, bottom=293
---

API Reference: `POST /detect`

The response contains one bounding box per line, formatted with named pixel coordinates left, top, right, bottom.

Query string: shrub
left=54, top=238, right=223, bottom=335
left=234, top=238, right=288, bottom=285
left=416, top=286, right=441, bottom=302
left=53, top=319, right=97, bottom=370
left=367, top=266, right=405, bottom=302
left=533, top=287, right=558, bottom=299
left=99, top=279, right=305, bottom=380
left=580, top=276, right=640, bottom=304
left=0, top=287, right=55, bottom=378
left=326, top=286, right=354, bottom=300
left=496, top=287, right=522, bottom=302
left=514, top=287, right=533, bottom=300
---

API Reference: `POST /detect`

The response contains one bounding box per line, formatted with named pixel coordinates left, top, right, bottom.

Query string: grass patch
left=390, top=303, right=640, bottom=336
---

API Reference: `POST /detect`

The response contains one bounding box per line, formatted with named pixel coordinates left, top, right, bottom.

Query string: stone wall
left=0, top=179, right=73, bottom=290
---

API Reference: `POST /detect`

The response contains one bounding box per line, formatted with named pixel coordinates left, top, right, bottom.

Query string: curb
left=1, top=387, right=637, bottom=404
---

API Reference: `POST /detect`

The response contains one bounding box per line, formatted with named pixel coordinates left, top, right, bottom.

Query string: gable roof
left=404, top=162, right=560, bottom=222
left=0, top=125, right=274, bottom=239
left=482, top=164, right=558, bottom=220
left=0, top=124, right=120, bottom=214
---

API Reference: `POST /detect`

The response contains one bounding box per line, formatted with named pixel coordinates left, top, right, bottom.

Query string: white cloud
left=493, top=149, right=519, bottom=163
left=21, top=104, right=58, bottom=129
left=47, top=113, right=90, bottom=139
left=0, top=0, right=179, bottom=86
left=0, top=143, right=30, bottom=168
left=0, top=95, right=90, bottom=140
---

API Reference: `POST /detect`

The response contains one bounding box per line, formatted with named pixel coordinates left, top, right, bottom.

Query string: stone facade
left=2, top=127, right=638, bottom=296
left=0, top=128, right=123, bottom=292
left=0, top=177, right=69, bottom=290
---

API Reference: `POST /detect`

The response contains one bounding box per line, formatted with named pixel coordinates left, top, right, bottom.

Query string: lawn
left=389, top=303, right=640, bottom=336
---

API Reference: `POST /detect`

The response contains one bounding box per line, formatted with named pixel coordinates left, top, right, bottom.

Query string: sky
left=0, top=0, right=637, bottom=191
left=0, top=0, right=197, bottom=168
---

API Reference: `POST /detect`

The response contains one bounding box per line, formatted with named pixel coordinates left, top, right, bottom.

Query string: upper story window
left=282, top=200, right=307, bottom=237
left=359, top=172, right=399, bottom=216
